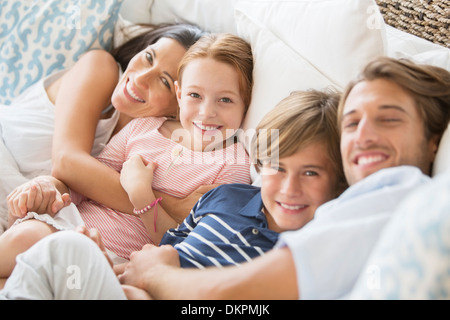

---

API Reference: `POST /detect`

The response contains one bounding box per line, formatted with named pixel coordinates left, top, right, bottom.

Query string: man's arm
left=119, top=245, right=299, bottom=300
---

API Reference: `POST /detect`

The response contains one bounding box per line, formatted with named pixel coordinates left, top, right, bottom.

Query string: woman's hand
left=7, top=176, right=71, bottom=219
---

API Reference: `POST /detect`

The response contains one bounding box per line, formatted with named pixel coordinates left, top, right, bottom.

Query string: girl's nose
left=199, top=100, right=217, bottom=118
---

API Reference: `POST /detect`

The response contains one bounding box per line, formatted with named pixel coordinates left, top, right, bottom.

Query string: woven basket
left=376, top=0, right=450, bottom=48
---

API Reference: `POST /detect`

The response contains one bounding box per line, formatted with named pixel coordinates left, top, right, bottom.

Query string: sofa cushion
left=0, top=0, right=124, bottom=105
left=234, top=0, right=386, bottom=131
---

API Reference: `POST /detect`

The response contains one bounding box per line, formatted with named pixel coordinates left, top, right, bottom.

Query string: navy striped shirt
left=160, top=184, right=279, bottom=268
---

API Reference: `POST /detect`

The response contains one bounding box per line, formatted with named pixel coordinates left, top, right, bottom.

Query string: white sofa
left=1, top=0, right=449, bottom=298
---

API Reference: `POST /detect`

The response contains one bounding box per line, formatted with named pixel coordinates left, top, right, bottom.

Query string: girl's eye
left=145, top=52, right=153, bottom=64
left=189, top=93, right=201, bottom=99
left=305, top=171, right=318, bottom=176
left=220, top=97, right=232, bottom=103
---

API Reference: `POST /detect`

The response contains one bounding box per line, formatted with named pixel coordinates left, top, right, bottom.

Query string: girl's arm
left=50, top=50, right=135, bottom=214
left=120, top=155, right=178, bottom=243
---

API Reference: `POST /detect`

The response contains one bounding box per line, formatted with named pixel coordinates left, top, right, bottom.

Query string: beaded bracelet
left=133, top=197, right=163, bottom=232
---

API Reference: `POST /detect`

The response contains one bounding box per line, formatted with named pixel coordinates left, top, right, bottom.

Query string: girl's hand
left=7, top=176, right=71, bottom=219
left=75, top=225, right=114, bottom=268
left=120, top=155, right=158, bottom=208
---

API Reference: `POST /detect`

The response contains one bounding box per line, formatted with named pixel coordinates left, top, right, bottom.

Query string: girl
left=0, top=24, right=207, bottom=232
left=0, top=33, right=254, bottom=279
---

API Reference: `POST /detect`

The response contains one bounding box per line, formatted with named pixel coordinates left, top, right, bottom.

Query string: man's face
left=340, top=78, right=438, bottom=186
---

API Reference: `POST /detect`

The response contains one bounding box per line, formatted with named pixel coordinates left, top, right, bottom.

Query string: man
left=1, top=57, right=450, bottom=300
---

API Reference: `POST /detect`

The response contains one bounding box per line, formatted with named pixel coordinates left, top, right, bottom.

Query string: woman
left=0, top=24, right=207, bottom=231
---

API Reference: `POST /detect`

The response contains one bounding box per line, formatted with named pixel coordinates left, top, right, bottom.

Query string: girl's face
left=261, top=142, right=338, bottom=233
left=176, top=57, right=246, bottom=151
left=112, top=37, right=187, bottom=119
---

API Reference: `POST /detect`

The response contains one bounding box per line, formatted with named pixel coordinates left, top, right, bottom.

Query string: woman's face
left=261, top=142, right=338, bottom=233
left=112, top=37, right=187, bottom=118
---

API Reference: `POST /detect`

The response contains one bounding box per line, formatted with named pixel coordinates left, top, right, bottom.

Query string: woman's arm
left=50, top=50, right=135, bottom=214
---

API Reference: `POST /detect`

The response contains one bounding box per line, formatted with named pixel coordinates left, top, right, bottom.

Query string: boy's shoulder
left=197, top=183, right=260, bottom=211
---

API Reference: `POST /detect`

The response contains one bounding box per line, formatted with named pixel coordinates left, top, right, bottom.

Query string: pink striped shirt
left=75, top=117, right=251, bottom=260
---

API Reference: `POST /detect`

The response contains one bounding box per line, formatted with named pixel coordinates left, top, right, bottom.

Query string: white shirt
left=277, top=166, right=430, bottom=300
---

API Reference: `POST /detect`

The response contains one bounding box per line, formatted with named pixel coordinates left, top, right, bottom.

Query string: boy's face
left=260, top=142, right=338, bottom=233
left=340, top=79, right=438, bottom=186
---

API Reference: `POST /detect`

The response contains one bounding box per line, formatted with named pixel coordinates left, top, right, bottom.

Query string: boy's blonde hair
left=253, top=89, right=347, bottom=194
left=177, top=33, right=254, bottom=112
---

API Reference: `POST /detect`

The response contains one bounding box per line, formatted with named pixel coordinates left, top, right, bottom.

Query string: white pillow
left=148, top=0, right=238, bottom=34
left=235, top=0, right=386, bottom=131
left=236, top=11, right=334, bottom=131
left=0, top=0, right=124, bottom=105
left=385, top=25, right=450, bottom=71
left=119, top=0, right=153, bottom=24
left=433, top=125, right=450, bottom=177
left=236, top=0, right=386, bottom=90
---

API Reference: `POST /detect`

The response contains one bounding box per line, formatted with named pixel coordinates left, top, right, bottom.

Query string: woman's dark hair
left=111, top=23, right=207, bottom=71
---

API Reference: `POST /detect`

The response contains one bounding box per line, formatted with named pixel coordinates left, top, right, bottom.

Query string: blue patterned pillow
left=0, top=0, right=124, bottom=105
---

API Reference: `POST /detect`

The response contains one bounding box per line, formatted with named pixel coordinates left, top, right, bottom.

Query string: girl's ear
left=175, top=81, right=182, bottom=101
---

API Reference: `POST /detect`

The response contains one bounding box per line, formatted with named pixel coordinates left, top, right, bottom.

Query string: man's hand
left=117, top=244, right=180, bottom=289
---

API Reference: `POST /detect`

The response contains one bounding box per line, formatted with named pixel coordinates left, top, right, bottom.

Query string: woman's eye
left=189, top=93, right=201, bottom=99
left=305, top=171, right=318, bottom=176
left=161, top=77, right=170, bottom=90
left=145, top=52, right=153, bottom=64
